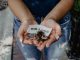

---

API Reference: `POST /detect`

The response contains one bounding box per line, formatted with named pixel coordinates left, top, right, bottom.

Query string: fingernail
left=20, top=38, right=23, bottom=42
left=55, top=34, right=59, bottom=40
left=20, top=38, right=24, bottom=47
left=46, top=44, right=49, bottom=47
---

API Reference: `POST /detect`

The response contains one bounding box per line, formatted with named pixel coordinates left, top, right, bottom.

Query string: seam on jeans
left=68, top=29, right=71, bottom=41
left=60, top=20, right=70, bottom=26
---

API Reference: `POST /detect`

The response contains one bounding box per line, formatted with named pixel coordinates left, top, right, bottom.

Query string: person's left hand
left=37, top=19, right=62, bottom=51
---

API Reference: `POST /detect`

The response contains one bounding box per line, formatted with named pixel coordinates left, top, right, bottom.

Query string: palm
left=17, top=20, right=37, bottom=44
left=37, top=19, right=61, bottom=51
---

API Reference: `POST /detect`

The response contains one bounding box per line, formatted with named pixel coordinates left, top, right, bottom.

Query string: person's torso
left=18, top=0, right=71, bottom=24
left=23, top=0, right=60, bottom=17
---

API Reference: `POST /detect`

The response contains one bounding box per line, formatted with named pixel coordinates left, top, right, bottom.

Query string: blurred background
left=0, top=0, right=13, bottom=60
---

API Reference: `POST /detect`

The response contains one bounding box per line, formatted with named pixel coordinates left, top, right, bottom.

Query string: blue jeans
left=13, top=13, right=72, bottom=60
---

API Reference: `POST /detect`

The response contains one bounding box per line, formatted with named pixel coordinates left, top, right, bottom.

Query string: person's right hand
left=17, top=20, right=37, bottom=45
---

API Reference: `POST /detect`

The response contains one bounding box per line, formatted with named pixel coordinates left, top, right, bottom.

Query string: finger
left=27, top=39, right=33, bottom=45
left=37, top=41, right=43, bottom=47
left=17, top=28, right=26, bottom=43
left=33, top=40, right=39, bottom=46
left=55, top=30, right=62, bottom=36
left=29, top=36, right=39, bottom=46
left=54, top=26, right=62, bottom=40
left=23, top=40, right=33, bottom=45
left=55, top=24, right=62, bottom=36
left=54, top=34, right=60, bottom=40
left=24, top=32, right=27, bottom=36
left=51, top=29, right=60, bottom=40
left=46, top=31, right=56, bottom=47
left=23, top=38, right=33, bottom=45
left=49, top=30, right=55, bottom=40
left=17, top=32, right=24, bottom=43
left=46, top=39, right=54, bottom=48
left=37, top=41, right=47, bottom=51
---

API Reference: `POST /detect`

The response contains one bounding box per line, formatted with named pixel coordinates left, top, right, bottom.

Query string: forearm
left=44, top=0, right=74, bottom=22
left=8, top=0, right=35, bottom=23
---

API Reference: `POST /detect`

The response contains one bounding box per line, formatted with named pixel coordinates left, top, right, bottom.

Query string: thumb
left=17, top=32, right=24, bottom=43
left=19, top=35, right=23, bottom=43
left=46, top=39, right=53, bottom=47
left=17, top=33, right=25, bottom=47
left=37, top=41, right=47, bottom=51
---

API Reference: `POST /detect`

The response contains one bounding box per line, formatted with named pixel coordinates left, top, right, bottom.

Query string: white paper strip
left=27, top=25, right=52, bottom=37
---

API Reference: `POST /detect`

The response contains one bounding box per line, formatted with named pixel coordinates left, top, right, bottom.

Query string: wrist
left=44, top=18, right=57, bottom=23
left=21, top=17, right=33, bottom=22
left=21, top=18, right=37, bottom=25
left=44, top=18, right=60, bottom=26
left=44, top=16, right=59, bottom=22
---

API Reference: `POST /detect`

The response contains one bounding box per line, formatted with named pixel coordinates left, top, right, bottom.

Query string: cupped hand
left=17, top=20, right=37, bottom=45
left=37, top=19, right=62, bottom=51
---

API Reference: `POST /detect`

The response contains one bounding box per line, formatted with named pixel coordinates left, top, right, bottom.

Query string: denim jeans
left=13, top=13, right=72, bottom=60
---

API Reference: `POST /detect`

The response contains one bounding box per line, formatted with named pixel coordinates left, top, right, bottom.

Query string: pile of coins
left=26, top=25, right=52, bottom=42
left=27, top=30, right=48, bottom=42
left=36, top=30, right=48, bottom=42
